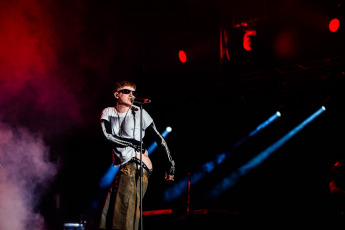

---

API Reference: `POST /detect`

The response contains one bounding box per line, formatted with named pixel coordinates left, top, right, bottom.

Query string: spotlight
left=64, top=223, right=84, bottom=230
left=329, top=18, right=340, bottom=32
left=243, top=30, right=257, bottom=51
left=178, top=50, right=187, bottom=63
left=166, top=126, right=172, bottom=132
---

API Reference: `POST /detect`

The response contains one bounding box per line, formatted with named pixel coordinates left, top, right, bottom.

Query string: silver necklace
left=116, top=107, right=130, bottom=136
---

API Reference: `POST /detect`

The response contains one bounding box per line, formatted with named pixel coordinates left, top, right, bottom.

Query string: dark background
left=1, top=0, right=345, bottom=229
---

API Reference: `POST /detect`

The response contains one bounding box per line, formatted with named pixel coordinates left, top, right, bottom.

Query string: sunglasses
left=117, top=89, right=137, bottom=96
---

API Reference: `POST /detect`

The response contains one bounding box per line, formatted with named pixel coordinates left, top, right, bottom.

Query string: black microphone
left=131, top=97, right=151, bottom=105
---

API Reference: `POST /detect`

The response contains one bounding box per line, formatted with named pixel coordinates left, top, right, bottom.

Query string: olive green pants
left=99, top=162, right=150, bottom=230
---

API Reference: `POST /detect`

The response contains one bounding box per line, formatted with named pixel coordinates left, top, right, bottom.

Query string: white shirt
left=100, top=105, right=153, bottom=165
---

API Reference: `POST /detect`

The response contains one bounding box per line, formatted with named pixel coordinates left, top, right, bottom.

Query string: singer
left=99, top=80, right=175, bottom=230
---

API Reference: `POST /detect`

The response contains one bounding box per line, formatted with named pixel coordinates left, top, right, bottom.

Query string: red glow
left=243, top=30, right=256, bottom=51
left=220, top=28, right=230, bottom=62
left=187, top=172, right=191, bottom=215
left=329, top=18, right=340, bottom=32
left=0, top=1, right=54, bottom=82
left=0, top=0, right=81, bottom=131
left=142, top=209, right=172, bottom=216
left=178, top=50, right=187, bottom=63
left=273, top=30, right=298, bottom=59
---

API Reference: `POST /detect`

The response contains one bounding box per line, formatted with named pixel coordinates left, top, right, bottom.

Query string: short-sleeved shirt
left=100, top=105, right=153, bottom=165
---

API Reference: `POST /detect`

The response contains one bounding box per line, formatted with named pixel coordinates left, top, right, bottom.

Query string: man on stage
left=99, top=80, right=175, bottom=230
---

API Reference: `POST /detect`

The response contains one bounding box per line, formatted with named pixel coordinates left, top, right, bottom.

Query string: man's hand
left=165, top=172, right=174, bottom=181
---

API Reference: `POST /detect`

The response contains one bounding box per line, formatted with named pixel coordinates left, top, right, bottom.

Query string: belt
left=122, top=157, right=152, bottom=174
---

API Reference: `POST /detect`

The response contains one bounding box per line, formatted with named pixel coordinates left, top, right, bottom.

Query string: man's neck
left=116, top=103, right=131, bottom=113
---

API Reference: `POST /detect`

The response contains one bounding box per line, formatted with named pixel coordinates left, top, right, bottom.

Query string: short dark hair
left=114, top=81, right=136, bottom=93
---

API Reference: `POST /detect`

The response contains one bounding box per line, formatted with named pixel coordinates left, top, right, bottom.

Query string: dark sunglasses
left=117, top=89, right=137, bottom=96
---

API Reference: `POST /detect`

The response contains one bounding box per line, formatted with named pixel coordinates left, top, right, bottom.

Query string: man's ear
left=114, top=92, right=119, bottom=98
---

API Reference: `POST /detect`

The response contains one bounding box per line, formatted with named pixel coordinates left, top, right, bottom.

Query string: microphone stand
left=132, top=98, right=150, bottom=230
left=138, top=102, right=144, bottom=230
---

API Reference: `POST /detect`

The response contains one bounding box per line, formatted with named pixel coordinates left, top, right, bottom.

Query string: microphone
left=131, top=97, right=151, bottom=105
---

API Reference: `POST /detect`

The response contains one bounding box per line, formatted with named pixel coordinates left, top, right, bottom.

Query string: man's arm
left=146, top=122, right=175, bottom=179
left=101, top=119, right=146, bottom=152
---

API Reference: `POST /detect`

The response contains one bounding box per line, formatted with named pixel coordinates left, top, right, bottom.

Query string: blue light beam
left=163, top=152, right=227, bottom=201
left=147, top=126, right=171, bottom=155
left=163, top=111, right=281, bottom=202
left=99, top=126, right=172, bottom=189
left=203, top=106, right=325, bottom=202
left=231, top=111, right=281, bottom=151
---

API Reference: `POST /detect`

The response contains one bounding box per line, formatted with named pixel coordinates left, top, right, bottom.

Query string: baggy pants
left=99, top=161, right=150, bottom=230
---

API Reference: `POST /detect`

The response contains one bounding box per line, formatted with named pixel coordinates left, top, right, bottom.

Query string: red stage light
left=243, top=30, right=256, bottom=51
left=329, top=18, right=340, bottom=32
left=178, top=50, right=187, bottom=63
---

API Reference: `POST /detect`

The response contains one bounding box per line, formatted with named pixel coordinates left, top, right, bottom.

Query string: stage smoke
left=0, top=0, right=89, bottom=138
left=0, top=121, right=58, bottom=230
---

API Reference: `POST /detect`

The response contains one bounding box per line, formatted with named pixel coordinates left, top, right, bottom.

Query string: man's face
left=114, top=86, right=136, bottom=106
